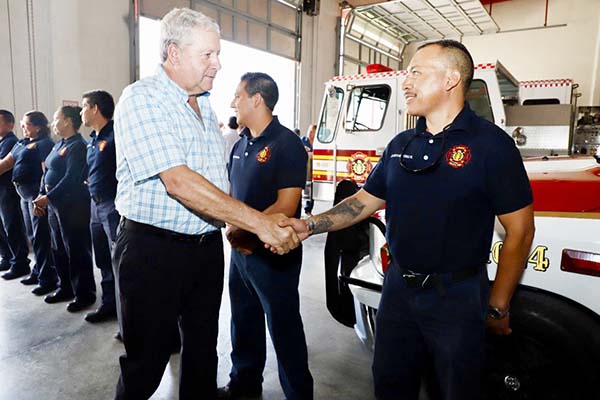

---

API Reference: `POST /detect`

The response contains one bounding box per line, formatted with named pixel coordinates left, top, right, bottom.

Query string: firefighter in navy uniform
left=281, top=40, right=535, bottom=400
left=0, top=111, right=57, bottom=294
left=0, top=109, right=31, bottom=280
left=218, top=73, right=313, bottom=400
left=81, top=90, right=120, bottom=323
left=34, top=106, right=96, bottom=312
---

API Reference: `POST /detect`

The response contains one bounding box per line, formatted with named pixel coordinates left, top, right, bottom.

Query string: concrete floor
left=0, top=204, right=376, bottom=400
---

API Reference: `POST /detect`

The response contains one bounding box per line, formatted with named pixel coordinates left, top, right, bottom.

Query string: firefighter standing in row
left=220, top=72, right=313, bottom=400
left=281, top=40, right=535, bottom=400
left=34, top=106, right=96, bottom=312
left=81, top=90, right=120, bottom=323
left=0, top=110, right=31, bottom=281
left=0, top=111, right=57, bottom=294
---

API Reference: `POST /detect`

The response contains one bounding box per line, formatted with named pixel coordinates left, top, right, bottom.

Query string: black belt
left=120, top=218, right=220, bottom=245
left=399, top=265, right=481, bottom=294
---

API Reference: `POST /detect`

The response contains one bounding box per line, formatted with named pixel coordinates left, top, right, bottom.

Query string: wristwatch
left=305, top=218, right=315, bottom=236
left=488, top=305, right=510, bottom=320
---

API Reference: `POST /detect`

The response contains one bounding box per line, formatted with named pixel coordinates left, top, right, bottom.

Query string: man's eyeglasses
left=398, top=125, right=450, bottom=174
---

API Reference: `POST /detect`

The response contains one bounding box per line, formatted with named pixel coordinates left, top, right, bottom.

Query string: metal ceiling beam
left=394, top=1, right=445, bottom=39
left=421, top=0, right=464, bottom=37
left=448, top=0, right=483, bottom=34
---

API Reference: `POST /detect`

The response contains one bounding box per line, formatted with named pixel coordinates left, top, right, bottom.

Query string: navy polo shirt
left=11, top=136, right=54, bottom=185
left=42, top=133, right=89, bottom=206
left=87, top=120, right=117, bottom=200
left=363, top=104, right=533, bottom=274
left=0, top=132, right=18, bottom=189
left=228, top=117, right=307, bottom=261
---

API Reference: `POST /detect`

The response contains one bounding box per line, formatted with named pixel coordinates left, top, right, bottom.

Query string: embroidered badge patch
left=98, top=140, right=107, bottom=152
left=445, top=145, right=471, bottom=168
left=346, top=152, right=373, bottom=183
left=59, top=147, right=68, bottom=157
left=257, top=146, right=271, bottom=163
left=26, top=143, right=36, bottom=150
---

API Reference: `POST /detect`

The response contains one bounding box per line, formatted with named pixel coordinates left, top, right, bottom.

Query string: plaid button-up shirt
left=114, top=65, right=228, bottom=234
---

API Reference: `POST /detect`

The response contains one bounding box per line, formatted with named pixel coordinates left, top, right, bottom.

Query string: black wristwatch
left=488, top=305, right=509, bottom=320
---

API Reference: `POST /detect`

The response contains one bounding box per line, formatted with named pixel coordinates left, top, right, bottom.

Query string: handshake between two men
left=230, top=190, right=378, bottom=255
left=226, top=213, right=312, bottom=256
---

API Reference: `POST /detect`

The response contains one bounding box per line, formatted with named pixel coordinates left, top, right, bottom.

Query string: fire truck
left=311, top=62, right=600, bottom=398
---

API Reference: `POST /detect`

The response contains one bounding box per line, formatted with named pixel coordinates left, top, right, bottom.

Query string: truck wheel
left=483, top=288, right=600, bottom=400
left=324, top=180, right=369, bottom=327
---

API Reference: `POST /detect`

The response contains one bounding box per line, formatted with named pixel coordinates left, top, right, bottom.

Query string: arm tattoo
left=312, top=198, right=366, bottom=234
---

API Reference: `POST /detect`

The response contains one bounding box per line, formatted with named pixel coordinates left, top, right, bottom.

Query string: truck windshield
left=317, top=86, right=344, bottom=143
left=346, top=85, right=391, bottom=131
left=466, top=79, right=494, bottom=123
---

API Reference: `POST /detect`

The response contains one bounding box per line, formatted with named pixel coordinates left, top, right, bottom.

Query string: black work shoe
left=45, top=289, right=75, bottom=304
left=85, top=306, right=117, bottom=323
left=2, top=269, right=30, bottom=280
left=20, top=275, right=39, bottom=285
left=216, top=383, right=262, bottom=399
left=32, top=284, right=57, bottom=296
left=0, top=262, right=10, bottom=272
left=67, top=297, right=96, bottom=313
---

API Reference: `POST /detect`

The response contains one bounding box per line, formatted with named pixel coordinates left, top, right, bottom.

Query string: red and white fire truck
left=311, top=62, right=600, bottom=398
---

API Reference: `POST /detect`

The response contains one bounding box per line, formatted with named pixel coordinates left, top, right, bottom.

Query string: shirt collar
left=91, top=120, right=114, bottom=139
left=415, top=103, right=476, bottom=136
left=62, top=133, right=81, bottom=144
left=155, top=64, right=211, bottom=103
left=242, top=116, right=281, bottom=141
left=0, top=131, right=15, bottom=142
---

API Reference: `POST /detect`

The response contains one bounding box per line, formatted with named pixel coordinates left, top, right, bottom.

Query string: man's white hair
left=160, top=8, right=220, bottom=63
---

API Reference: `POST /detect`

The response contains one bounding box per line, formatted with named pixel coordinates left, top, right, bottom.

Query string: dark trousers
left=0, top=186, right=30, bottom=273
left=0, top=220, right=11, bottom=267
left=372, top=264, right=489, bottom=400
left=229, top=250, right=313, bottom=400
left=47, top=198, right=95, bottom=301
left=16, top=183, right=57, bottom=287
left=113, top=223, right=224, bottom=400
left=90, top=199, right=120, bottom=309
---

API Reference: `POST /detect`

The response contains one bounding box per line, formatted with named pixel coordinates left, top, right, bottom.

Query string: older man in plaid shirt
left=112, top=8, right=299, bottom=400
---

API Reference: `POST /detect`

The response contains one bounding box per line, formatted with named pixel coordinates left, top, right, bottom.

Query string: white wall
left=404, top=0, right=600, bottom=106
left=0, top=0, right=130, bottom=135
left=297, top=0, right=340, bottom=134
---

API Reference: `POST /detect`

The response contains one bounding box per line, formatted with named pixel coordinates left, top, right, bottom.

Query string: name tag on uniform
left=232, top=155, right=240, bottom=160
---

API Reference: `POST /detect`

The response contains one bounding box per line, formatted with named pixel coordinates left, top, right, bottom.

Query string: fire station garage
left=1, top=0, right=599, bottom=399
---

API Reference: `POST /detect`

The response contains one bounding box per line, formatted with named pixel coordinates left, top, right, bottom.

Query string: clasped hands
left=32, top=195, right=49, bottom=217
left=227, top=214, right=313, bottom=256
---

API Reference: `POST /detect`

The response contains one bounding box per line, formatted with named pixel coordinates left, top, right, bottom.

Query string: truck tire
left=324, top=180, right=369, bottom=327
left=483, top=288, right=600, bottom=400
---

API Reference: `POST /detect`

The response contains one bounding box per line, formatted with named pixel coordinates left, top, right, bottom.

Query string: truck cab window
left=466, top=79, right=494, bottom=123
left=317, top=86, right=344, bottom=143
left=346, top=85, right=391, bottom=132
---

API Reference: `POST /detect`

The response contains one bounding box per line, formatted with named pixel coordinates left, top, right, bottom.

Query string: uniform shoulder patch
left=445, top=144, right=471, bottom=168
left=257, top=146, right=271, bottom=163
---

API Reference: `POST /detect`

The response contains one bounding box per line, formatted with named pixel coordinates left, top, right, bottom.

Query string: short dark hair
left=0, top=110, right=15, bottom=125
left=82, top=90, right=115, bottom=120
left=417, top=39, right=474, bottom=94
left=228, top=116, right=238, bottom=130
left=240, top=72, right=279, bottom=111
left=60, top=106, right=83, bottom=130
left=24, top=111, right=50, bottom=138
